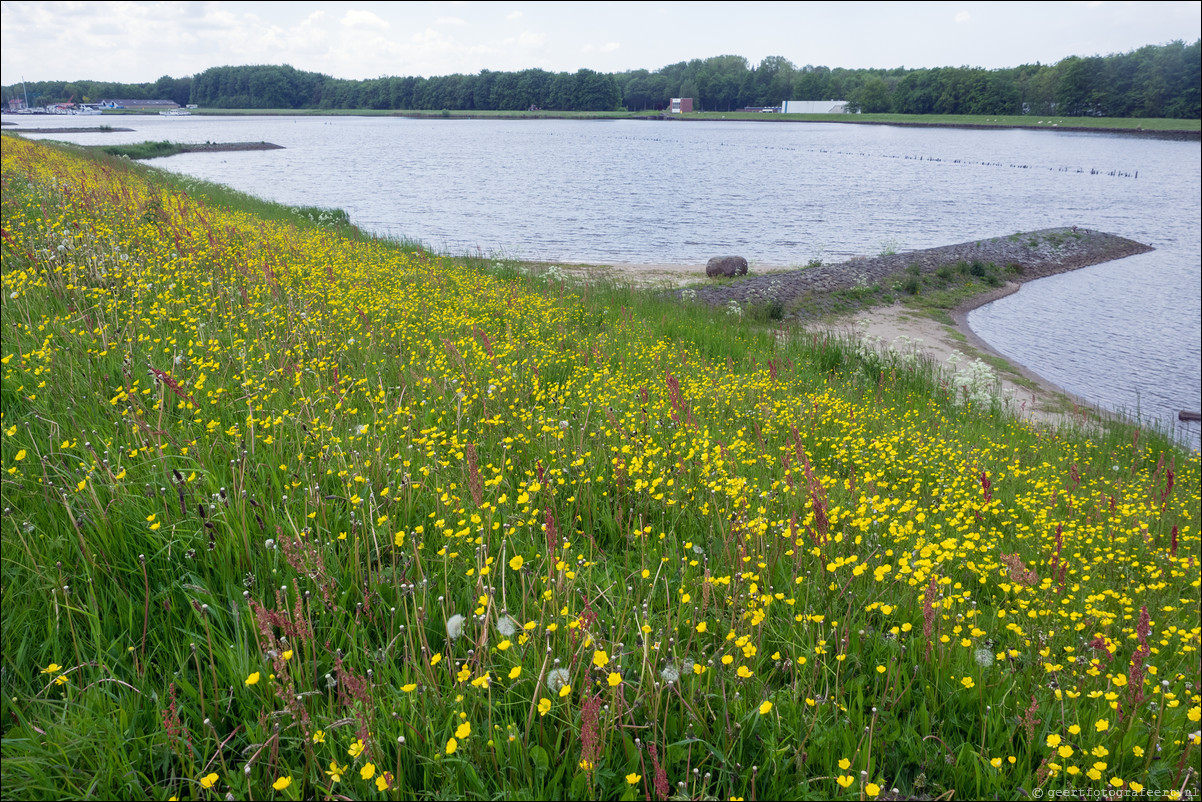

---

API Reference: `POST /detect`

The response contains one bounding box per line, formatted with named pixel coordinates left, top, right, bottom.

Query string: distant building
left=782, top=100, right=853, bottom=114
left=669, top=97, right=693, bottom=114
left=99, top=99, right=179, bottom=111
left=740, top=107, right=780, bottom=113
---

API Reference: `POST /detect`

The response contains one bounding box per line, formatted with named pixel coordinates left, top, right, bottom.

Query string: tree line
left=5, top=40, right=1198, bottom=118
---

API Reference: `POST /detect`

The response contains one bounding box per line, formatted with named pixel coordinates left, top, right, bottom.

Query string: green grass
left=91, top=140, right=187, bottom=160
left=2, top=136, right=1199, bottom=802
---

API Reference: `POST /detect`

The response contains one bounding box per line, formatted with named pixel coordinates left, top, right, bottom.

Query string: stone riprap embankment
left=686, top=228, right=1152, bottom=311
left=176, top=142, right=284, bottom=153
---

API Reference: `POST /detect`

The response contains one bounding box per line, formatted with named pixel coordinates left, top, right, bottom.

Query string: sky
left=2, top=0, right=1200, bottom=86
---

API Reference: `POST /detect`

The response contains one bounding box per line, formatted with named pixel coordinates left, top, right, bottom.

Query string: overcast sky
left=2, top=1, right=1199, bottom=86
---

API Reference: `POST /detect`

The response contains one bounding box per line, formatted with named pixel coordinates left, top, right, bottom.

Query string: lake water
left=9, top=114, right=1200, bottom=445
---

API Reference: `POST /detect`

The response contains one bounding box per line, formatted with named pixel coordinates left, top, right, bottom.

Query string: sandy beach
left=808, top=288, right=1097, bottom=427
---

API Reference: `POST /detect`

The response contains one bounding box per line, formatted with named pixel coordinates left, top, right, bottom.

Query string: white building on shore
left=782, top=100, right=853, bottom=114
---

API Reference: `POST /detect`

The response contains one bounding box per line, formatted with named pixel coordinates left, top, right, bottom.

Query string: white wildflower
left=660, top=664, right=681, bottom=684
left=446, top=614, right=466, bottom=640
left=496, top=615, right=518, bottom=638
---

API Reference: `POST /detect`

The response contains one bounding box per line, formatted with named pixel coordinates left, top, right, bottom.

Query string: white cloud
left=342, top=10, right=391, bottom=30
left=3, top=1, right=1200, bottom=85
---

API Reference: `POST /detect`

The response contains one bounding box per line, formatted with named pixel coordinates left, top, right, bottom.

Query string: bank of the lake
left=8, top=114, right=1196, bottom=441
left=549, top=228, right=1177, bottom=434
left=173, top=107, right=1202, bottom=136
left=3, top=136, right=1198, bottom=801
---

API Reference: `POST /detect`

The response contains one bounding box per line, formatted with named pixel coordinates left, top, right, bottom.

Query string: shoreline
left=7, top=110, right=1196, bottom=138
left=813, top=290, right=1099, bottom=427
left=550, top=228, right=1155, bottom=428
left=637, top=115, right=1202, bottom=141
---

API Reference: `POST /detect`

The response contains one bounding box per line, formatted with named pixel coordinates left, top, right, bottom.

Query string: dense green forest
left=5, top=39, right=1199, bottom=117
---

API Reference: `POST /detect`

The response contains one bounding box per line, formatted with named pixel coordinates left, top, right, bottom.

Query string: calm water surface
left=12, top=115, right=1200, bottom=444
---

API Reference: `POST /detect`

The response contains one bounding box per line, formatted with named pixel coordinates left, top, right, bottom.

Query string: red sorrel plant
left=649, top=742, right=670, bottom=800
left=923, top=574, right=939, bottom=658
left=466, top=443, right=483, bottom=508
left=1128, top=605, right=1151, bottom=707
left=580, top=693, right=602, bottom=772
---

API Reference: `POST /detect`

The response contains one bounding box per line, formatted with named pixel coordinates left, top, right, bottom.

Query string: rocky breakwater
left=176, top=142, right=284, bottom=154
left=685, top=228, right=1153, bottom=312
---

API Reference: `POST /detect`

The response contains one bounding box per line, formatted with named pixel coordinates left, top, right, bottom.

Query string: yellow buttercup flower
left=272, top=776, right=291, bottom=791
left=199, top=773, right=219, bottom=789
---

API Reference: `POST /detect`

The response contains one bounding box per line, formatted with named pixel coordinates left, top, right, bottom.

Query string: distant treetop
left=5, top=40, right=1198, bottom=118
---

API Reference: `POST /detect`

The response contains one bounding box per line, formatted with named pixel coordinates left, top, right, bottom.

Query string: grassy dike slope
left=1, top=136, right=1199, bottom=801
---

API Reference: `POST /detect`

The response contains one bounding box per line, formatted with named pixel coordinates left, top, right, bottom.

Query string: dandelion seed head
left=546, top=667, right=570, bottom=693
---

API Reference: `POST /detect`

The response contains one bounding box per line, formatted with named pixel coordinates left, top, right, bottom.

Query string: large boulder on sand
left=706, top=255, right=748, bottom=278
